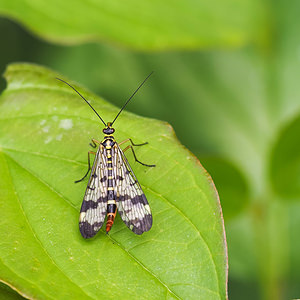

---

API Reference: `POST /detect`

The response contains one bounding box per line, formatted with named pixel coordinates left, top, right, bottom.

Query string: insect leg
left=75, top=151, right=96, bottom=183
left=89, top=139, right=100, bottom=148
left=119, top=138, right=148, bottom=147
left=123, top=145, right=155, bottom=167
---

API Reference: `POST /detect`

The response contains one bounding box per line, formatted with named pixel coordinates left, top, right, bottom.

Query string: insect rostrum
left=57, top=74, right=155, bottom=238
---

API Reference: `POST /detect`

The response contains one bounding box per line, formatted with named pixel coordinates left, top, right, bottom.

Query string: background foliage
left=0, top=0, right=299, bottom=299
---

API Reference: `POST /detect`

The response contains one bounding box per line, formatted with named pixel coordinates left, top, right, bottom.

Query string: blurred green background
left=0, top=0, right=300, bottom=299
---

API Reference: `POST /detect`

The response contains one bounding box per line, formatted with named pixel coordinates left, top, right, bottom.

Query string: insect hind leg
left=123, top=145, right=155, bottom=167
left=75, top=151, right=96, bottom=183
left=119, top=138, right=148, bottom=147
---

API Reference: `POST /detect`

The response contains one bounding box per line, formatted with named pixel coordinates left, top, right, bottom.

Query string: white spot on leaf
left=42, top=126, right=50, bottom=133
left=59, top=119, right=73, bottom=130
left=56, top=134, right=63, bottom=141
left=44, top=136, right=53, bottom=144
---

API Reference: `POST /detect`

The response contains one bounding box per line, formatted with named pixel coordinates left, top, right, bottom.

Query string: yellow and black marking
left=57, top=73, right=155, bottom=238
left=103, top=137, right=117, bottom=234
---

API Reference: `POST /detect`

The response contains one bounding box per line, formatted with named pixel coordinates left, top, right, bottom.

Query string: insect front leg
left=89, top=139, right=100, bottom=148
left=123, top=145, right=155, bottom=167
left=119, top=138, right=148, bottom=147
left=75, top=151, right=96, bottom=183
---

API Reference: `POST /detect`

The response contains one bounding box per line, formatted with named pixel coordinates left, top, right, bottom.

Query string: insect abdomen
left=105, top=139, right=117, bottom=233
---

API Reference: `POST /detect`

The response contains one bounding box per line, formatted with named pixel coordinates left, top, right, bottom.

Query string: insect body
left=57, top=74, right=154, bottom=238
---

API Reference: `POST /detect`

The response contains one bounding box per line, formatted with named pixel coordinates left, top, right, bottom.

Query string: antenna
left=56, top=78, right=106, bottom=126
left=57, top=72, right=153, bottom=128
left=111, top=71, right=153, bottom=126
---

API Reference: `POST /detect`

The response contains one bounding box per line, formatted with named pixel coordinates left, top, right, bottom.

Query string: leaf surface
left=0, top=63, right=227, bottom=299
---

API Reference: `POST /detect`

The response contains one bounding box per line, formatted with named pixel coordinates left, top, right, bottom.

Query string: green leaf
left=270, top=115, right=300, bottom=199
left=199, top=156, right=249, bottom=220
left=0, top=63, right=227, bottom=299
left=0, top=0, right=265, bottom=50
left=0, top=282, right=25, bottom=300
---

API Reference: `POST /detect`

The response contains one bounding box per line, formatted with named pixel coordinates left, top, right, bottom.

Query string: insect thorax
left=101, top=136, right=116, bottom=148
left=102, top=125, right=116, bottom=147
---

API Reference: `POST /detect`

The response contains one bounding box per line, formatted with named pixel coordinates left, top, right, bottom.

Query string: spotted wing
left=79, top=145, right=107, bottom=238
left=114, top=143, right=152, bottom=235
